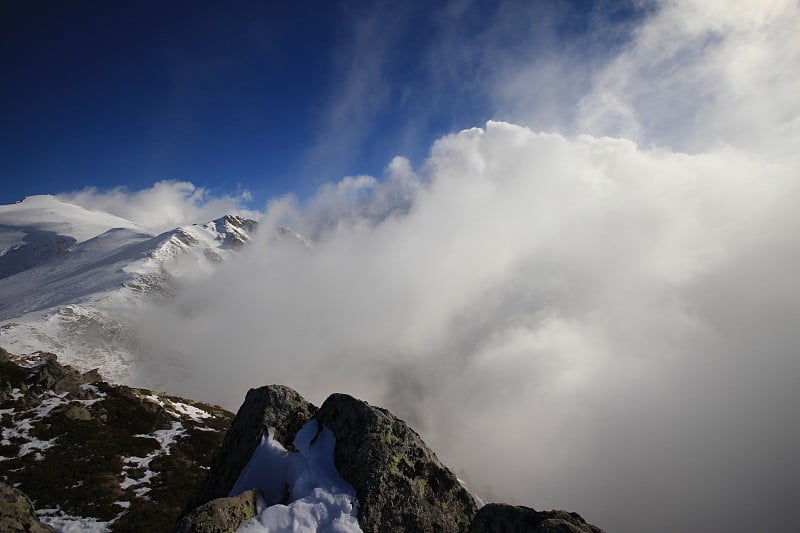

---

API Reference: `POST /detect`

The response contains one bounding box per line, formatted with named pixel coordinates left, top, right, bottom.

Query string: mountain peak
left=0, top=195, right=152, bottom=244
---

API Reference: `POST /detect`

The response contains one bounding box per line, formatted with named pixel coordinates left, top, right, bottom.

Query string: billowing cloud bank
left=132, top=1, right=799, bottom=532
left=59, top=180, right=259, bottom=233
left=138, top=121, right=799, bottom=532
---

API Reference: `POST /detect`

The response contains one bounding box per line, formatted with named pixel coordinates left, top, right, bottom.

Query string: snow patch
left=232, top=420, right=361, bottom=533
left=0, top=391, right=69, bottom=460
left=37, top=506, right=117, bottom=533
left=74, top=384, right=107, bottom=407
left=142, top=393, right=211, bottom=423
left=118, top=421, right=185, bottom=496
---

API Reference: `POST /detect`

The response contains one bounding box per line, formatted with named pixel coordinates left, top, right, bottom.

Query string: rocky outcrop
left=186, top=385, right=317, bottom=510
left=0, top=481, right=54, bottom=533
left=316, top=393, right=478, bottom=532
left=181, top=386, right=606, bottom=533
left=2, top=347, right=603, bottom=533
left=27, top=353, right=102, bottom=395
left=469, top=503, right=604, bottom=533
left=174, top=488, right=261, bottom=533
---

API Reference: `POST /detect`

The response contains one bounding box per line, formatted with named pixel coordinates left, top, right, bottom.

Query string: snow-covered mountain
left=0, top=195, right=263, bottom=384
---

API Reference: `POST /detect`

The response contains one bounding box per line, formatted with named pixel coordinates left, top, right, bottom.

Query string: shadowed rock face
left=469, top=503, right=604, bottom=533
left=0, top=482, right=54, bottom=533
left=186, top=385, right=318, bottom=510
left=315, top=393, right=478, bottom=533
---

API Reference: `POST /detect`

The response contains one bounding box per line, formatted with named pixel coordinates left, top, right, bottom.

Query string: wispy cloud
left=576, top=0, right=800, bottom=151
left=302, top=3, right=409, bottom=184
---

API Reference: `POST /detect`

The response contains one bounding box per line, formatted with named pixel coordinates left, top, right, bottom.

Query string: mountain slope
left=0, top=196, right=261, bottom=383
left=0, top=348, right=233, bottom=532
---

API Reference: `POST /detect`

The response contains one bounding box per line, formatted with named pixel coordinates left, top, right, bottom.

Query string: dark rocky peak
left=181, top=388, right=476, bottom=532
left=316, top=392, right=478, bottom=532
left=186, top=385, right=317, bottom=510
left=180, top=386, right=605, bottom=533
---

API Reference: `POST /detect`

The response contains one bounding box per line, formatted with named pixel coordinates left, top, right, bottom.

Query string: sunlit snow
left=232, top=420, right=362, bottom=533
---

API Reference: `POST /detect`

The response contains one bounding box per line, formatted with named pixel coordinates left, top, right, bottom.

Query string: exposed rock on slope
left=182, top=385, right=605, bottom=533
left=183, top=388, right=478, bottom=531
left=0, top=348, right=233, bottom=531
left=316, top=393, right=477, bottom=532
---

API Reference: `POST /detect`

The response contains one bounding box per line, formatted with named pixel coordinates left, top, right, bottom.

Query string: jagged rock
left=173, top=488, right=261, bottom=533
left=27, top=354, right=101, bottom=396
left=469, top=503, right=604, bottom=533
left=0, top=481, right=55, bottom=533
left=315, top=393, right=478, bottom=533
left=186, top=385, right=317, bottom=510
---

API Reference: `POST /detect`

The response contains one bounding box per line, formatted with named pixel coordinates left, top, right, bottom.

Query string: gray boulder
left=469, top=503, right=604, bottom=533
left=0, top=481, right=55, bottom=533
left=174, top=488, right=261, bottom=533
left=186, top=385, right=317, bottom=510
left=315, top=393, right=478, bottom=532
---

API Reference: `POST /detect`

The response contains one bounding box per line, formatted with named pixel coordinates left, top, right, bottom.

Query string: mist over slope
left=129, top=2, right=800, bottom=531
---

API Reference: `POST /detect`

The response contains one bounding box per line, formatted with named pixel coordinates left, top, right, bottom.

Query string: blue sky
left=0, top=0, right=643, bottom=206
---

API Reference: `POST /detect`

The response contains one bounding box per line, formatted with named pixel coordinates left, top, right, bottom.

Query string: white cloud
left=58, top=180, right=261, bottom=233
left=127, top=2, right=800, bottom=532
left=134, top=119, right=798, bottom=532
left=576, top=0, right=800, bottom=152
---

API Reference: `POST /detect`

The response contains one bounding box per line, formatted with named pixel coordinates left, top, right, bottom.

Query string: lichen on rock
left=186, top=384, right=317, bottom=511
left=315, top=393, right=478, bottom=533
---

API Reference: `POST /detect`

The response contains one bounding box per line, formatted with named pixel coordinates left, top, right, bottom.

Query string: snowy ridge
left=0, top=195, right=150, bottom=246
left=0, top=195, right=264, bottom=383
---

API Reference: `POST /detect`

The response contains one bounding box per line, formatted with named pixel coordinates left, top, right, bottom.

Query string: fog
left=125, top=1, right=798, bottom=531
